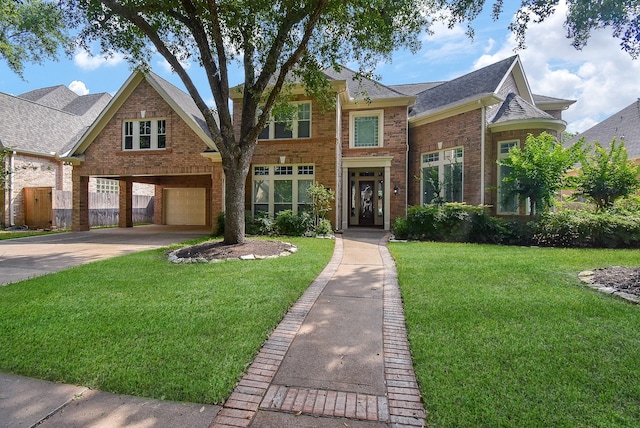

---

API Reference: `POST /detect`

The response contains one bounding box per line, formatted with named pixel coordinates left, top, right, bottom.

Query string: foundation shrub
left=533, top=210, right=640, bottom=248
left=405, top=203, right=491, bottom=242
left=274, top=210, right=314, bottom=236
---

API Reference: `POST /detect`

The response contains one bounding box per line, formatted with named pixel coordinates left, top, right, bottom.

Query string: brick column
left=72, top=173, right=89, bottom=231
left=119, top=178, right=133, bottom=228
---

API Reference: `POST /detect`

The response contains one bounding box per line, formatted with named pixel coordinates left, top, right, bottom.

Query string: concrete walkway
left=211, top=229, right=426, bottom=427
left=0, top=229, right=426, bottom=427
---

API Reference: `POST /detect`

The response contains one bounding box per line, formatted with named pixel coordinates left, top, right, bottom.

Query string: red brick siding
left=72, top=80, right=219, bottom=229
left=234, top=96, right=339, bottom=225
left=408, top=109, right=484, bottom=206
left=342, top=106, right=409, bottom=224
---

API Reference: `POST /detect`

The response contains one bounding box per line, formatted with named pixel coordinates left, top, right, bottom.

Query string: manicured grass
left=0, top=237, right=334, bottom=404
left=389, top=242, right=640, bottom=428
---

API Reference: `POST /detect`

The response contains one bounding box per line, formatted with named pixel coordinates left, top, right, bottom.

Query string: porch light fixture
left=393, top=185, right=399, bottom=195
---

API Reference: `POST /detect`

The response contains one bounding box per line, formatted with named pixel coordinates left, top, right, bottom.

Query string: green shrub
left=392, top=216, right=409, bottom=240
left=405, top=203, right=488, bottom=242
left=215, top=212, right=225, bottom=236
left=315, top=218, right=333, bottom=236
left=274, top=210, right=314, bottom=236
left=245, top=211, right=274, bottom=236
left=534, top=210, right=640, bottom=248
left=467, top=211, right=505, bottom=244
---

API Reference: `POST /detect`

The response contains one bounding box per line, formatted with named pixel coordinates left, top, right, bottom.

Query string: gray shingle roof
left=323, top=65, right=408, bottom=100
left=568, top=99, right=640, bottom=158
left=410, top=55, right=518, bottom=117
left=147, top=71, right=213, bottom=137
left=489, top=92, right=555, bottom=124
left=19, top=85, right=78, bottom=110
left=389, top=82, right=445, bottom=96
left=0, top=87, right=112, bottom=156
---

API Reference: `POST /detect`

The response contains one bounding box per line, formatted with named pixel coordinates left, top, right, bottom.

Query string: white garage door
left=163, top=188, right=206, bottom=225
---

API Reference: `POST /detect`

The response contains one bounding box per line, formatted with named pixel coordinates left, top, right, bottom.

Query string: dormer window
left=123, top=119, right=167, bottom=150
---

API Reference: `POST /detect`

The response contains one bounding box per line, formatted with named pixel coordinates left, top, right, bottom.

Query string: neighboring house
left=62, top=55, right=574, bottom=232
left=567, top=99, right=640, bottom=161
left=0, top=86, right=113, bottom=228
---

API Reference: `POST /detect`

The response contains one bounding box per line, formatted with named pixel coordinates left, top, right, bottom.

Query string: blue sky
left=1, top=1, right=638, bottom=133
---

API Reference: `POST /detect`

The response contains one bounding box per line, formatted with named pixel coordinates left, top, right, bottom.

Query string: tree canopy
left=499, top=132, right=583, bottom=216
left=571, top=139, right=640, bottom=211
left=0, top=0, right=70, bottom=77
left=61, top=0, right=640, bottom=243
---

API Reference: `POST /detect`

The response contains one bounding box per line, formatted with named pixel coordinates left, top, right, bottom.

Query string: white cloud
left=157, top=57, right=192, bottom=74
left=74, top=50, right=124, bottom=71
left=474, top=0, right=640, bottom=133
left=68, top=80, right=89, bottom=95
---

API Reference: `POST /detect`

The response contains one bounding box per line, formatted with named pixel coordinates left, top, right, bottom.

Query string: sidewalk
left=0, top=229, right=426, bottom=428
left=212, top=229, right=426, bottom=427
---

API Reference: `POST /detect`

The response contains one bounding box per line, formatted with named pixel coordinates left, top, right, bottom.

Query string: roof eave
left=536, top=99, right=577, bottom=111
left=340, top=95, right=416, bottom=110
left=488, top=118, right=567, bottom=133
left=58, top=154, right=85, bottom=165
left=409, top=94, right=502, bottom=127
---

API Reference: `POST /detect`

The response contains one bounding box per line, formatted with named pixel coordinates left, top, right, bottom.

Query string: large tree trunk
left=222, top=148, right=253, bottom=245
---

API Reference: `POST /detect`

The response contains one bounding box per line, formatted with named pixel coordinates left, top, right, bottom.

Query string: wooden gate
left=24, top=187, right=53, bottom=229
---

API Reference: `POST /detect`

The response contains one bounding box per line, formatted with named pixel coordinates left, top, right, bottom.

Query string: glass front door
left=359, top=181, right=375, bottom=226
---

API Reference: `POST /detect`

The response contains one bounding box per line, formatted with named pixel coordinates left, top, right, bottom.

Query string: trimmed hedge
left=534, top=210, right=640, bottom=248
left=393, top=203, right=640, bottom=248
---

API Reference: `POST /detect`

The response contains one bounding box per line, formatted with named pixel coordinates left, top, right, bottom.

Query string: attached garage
left=163, top=188, right=206, bottom=225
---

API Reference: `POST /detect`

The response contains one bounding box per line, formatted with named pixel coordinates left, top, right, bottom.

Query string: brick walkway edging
left=378, top=233, right=427, bottom=427
left=210, top=235, right=344, bottom=427
left=210, top=233, right=427, bottom=427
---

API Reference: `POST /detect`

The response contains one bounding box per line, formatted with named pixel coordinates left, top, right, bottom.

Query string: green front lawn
left=389, top=242, right=640, bottom=427
left=0, top=237, right=334, bottom=404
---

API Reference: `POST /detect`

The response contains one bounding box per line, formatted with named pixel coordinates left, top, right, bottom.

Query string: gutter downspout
left=335, top=93, right=342, bottom=231
left=480, top=102, right=486, bottom=205
left=405, top=106, right=410, bottom=217
left=10, top=150, right=15, bottom=226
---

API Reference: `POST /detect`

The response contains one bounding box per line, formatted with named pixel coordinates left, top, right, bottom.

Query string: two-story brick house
left=62, top=55, right=573, bottom=232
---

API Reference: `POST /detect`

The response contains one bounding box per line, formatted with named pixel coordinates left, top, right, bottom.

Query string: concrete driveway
left=0, top=225, right=211, bottom=286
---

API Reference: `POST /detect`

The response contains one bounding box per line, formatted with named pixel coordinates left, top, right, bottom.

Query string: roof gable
left=64, top=71, right=216, bottom=158
left=410, top=55, right=519, bottom=118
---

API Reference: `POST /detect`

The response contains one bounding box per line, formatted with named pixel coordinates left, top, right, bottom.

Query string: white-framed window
left=258, top=102, right=311, bottom=140
left=497, top=140, right=519, bottom=214
left=421, top=147, right=463, bottom=204
left=349, top=110, right=384, bottom=148
left=96, top=178, right=119, bottom=194
left=252, top=164, right=314, bottom=216
left=123, top=119, right=167, bottom=150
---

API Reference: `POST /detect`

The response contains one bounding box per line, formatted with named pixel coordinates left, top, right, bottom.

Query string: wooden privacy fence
left=53, top=190, right=154, bottom=229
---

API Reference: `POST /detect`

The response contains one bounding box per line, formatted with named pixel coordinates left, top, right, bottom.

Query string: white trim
left=349, top=110, right=384, bottom=148
left=122, top=118, right=167, bottom=151
left=257, top=101, right=312, bottom=141
left=341, top=156, right=393, bottom=230
left=496, top=139, right=520, bottom=215
left=420, top=147, right=464, bottom=205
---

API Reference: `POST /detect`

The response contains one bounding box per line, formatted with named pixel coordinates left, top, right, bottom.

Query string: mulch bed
left=591, top=267, right=640, bottom=298
left=173, top=239, right=294, bottom=260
